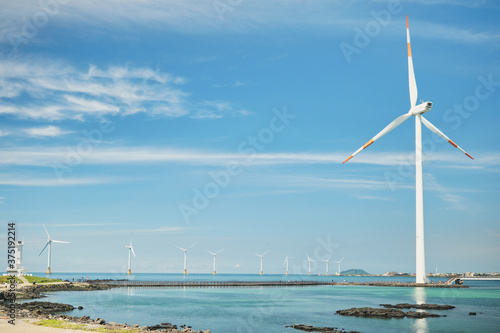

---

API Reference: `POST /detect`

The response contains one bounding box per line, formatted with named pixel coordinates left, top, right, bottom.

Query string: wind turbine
left=207, top=249, right=224, bottom=275
left=254, top=250, right=269, bottom=275
left=320, top=255, right=332, bottom=276
left=283, top=256, right=295, bottom=276
left=342, top=16, right=473, bottom=284
left=306, top=253, right=316, bottom=276
left=175, top=243, right=196, bottom=275
left=125, top=235, right=136, bottom=275
left=38, top=224, right=70, bottom=274
left=334, top=257, right=344, bottom=276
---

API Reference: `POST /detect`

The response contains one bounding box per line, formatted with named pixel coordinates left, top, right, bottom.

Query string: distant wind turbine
left=39, top=224, right=70, bottom=275
left=207, top=249, right=224, bottom=275
left=254, top=250, right=269, bottom=275
left=342, top=16, right=473, bottom=284
left=283, top=256, right=295, bottom=276
left=125, top=235, right=136, bottom=275
left=175, top=243, right=196, bottom=275
left=334, top=257, right=344, bottom=276
left=320, top=255, right=332, bottom=276
left=306, top=253, right=316, bottom=276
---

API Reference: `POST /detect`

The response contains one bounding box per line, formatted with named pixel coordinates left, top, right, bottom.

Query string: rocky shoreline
left=0, top=284, right=211, bottom=333
left=1, top=282, right=112, bottom=300
left=0, top=300, right=210, bottom=332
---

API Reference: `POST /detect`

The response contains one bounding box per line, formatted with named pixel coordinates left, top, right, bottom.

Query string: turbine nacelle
left=410, top=101, right=432, bottom=116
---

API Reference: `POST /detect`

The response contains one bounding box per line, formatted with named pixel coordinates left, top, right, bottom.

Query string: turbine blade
left=327, top=255, right=332, bottom=261
left=52, top=240, right=70, bottom=244
left=187, top=243, right=197, bottom=250
left=262, top=250, right=269, bottom=256
left=131, top=247, right=136, bottom=257
left=175, top=246, right=186, bottom=251
left=407, top=16, right=418, bottom=107
left=421, top=116, right=474, bottom=159
left=283, top=259, right=287, bottom=266
left=216, top=248, right=224, bottom=254
left=207, top=250, right=215, bottom=255
left=343, top=113, right=412, bottom=164
left=39, top=242, right=49, bottom=256
left=43, top=224, right=50, bottom=239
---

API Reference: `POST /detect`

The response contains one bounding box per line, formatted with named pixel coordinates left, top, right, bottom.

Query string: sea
left=22, top=273, right=500, bottom=333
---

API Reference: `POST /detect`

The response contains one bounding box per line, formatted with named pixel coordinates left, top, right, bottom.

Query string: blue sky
left=1, top=0, right=499, bottom=275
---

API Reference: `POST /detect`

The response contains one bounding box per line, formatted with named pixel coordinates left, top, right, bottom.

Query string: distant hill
left=341, top=269, right=370, bottom=276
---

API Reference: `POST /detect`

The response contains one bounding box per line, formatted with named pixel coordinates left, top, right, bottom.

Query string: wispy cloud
left=0, top=146, right=494, bottom=168
left=0, top=58, right=248, bottom=121
left=0, top=175, right=119, bottom=187
left=218, top=189, right=301, bottom=199
left=24, top=125, right=73, bottom=137
left=50, top=223, right=120, bottom=227
left=0, top=196, right=5, bottom=204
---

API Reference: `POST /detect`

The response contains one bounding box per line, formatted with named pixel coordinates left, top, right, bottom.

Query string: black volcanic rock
left=380, top=303, right=455, bottom=310
left=336, top=307, right=441, bottom=319
left=5, top=301, right=74, bottom=314
left=286, top=324, right=361, bottom=333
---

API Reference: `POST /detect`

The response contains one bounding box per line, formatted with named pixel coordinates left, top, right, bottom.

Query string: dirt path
left=0, top=317, right=88, bottom=333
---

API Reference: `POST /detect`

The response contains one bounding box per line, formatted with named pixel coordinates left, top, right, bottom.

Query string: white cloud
left=0, top=196, right=5, bottom=204
left=0, top=146, right=493, bottom=168
left=0, top=58, right=247, bottom=121
left=0, top=175, right=118, bottom=187
left=24, top=125, right=72, bottom=137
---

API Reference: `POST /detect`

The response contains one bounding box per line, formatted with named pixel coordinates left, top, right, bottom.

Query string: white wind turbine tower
left=334, top=257, right=344, bottom=276
left=207, top=249, right=224, bottom=275
left=342, top=16, right=473, bottom=284
left=283, top=256, right=295, bottom=276
left=175, top=243, right=196, bottom=275
left=320, top=255, right=332, bottom=276
left=254, top=250, right=269, bottom=275
left=125, top=235, right=136, bottom=275
left=306, top=253, right=316, bottom=276
left=39, top=224, right=70, bottom=275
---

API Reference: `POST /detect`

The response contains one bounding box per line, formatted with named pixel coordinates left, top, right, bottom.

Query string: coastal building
left=4, top=239, right=29, bottom=276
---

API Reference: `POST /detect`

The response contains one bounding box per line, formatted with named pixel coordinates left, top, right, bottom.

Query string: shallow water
left=25, top=273, right=500, bottom=333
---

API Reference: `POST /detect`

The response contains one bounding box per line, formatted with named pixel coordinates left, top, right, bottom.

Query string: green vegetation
left=25, top=276, right=63, bottom=284
left=0, top=276, right=23, bottom=284
left=36, top=319, right=86, bottom=330
left=341, top=269, right=370, bottom=276
left=36, top=319, right=142, bottom=332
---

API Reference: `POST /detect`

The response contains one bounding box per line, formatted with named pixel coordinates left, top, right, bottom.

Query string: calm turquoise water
left=25, top=273, right=500, bottom=333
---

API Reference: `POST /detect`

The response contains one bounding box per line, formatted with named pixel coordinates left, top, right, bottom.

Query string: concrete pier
left=94, top=280, right=468, bottom=288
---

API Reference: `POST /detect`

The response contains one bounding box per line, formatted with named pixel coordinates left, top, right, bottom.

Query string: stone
left=285, top=324, right=361, bottom=333
left=336, top=307, right=441, bottom=319
left=95, top=318, right=106, bottom=324
left=380, top=303, right=455, bottom=310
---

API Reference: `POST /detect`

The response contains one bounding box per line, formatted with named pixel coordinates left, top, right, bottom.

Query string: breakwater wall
left=94, top=280, right=467, bottom=288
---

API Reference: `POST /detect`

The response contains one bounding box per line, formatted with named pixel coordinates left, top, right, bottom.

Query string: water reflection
left=413, top=287, right=428, bottom=333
